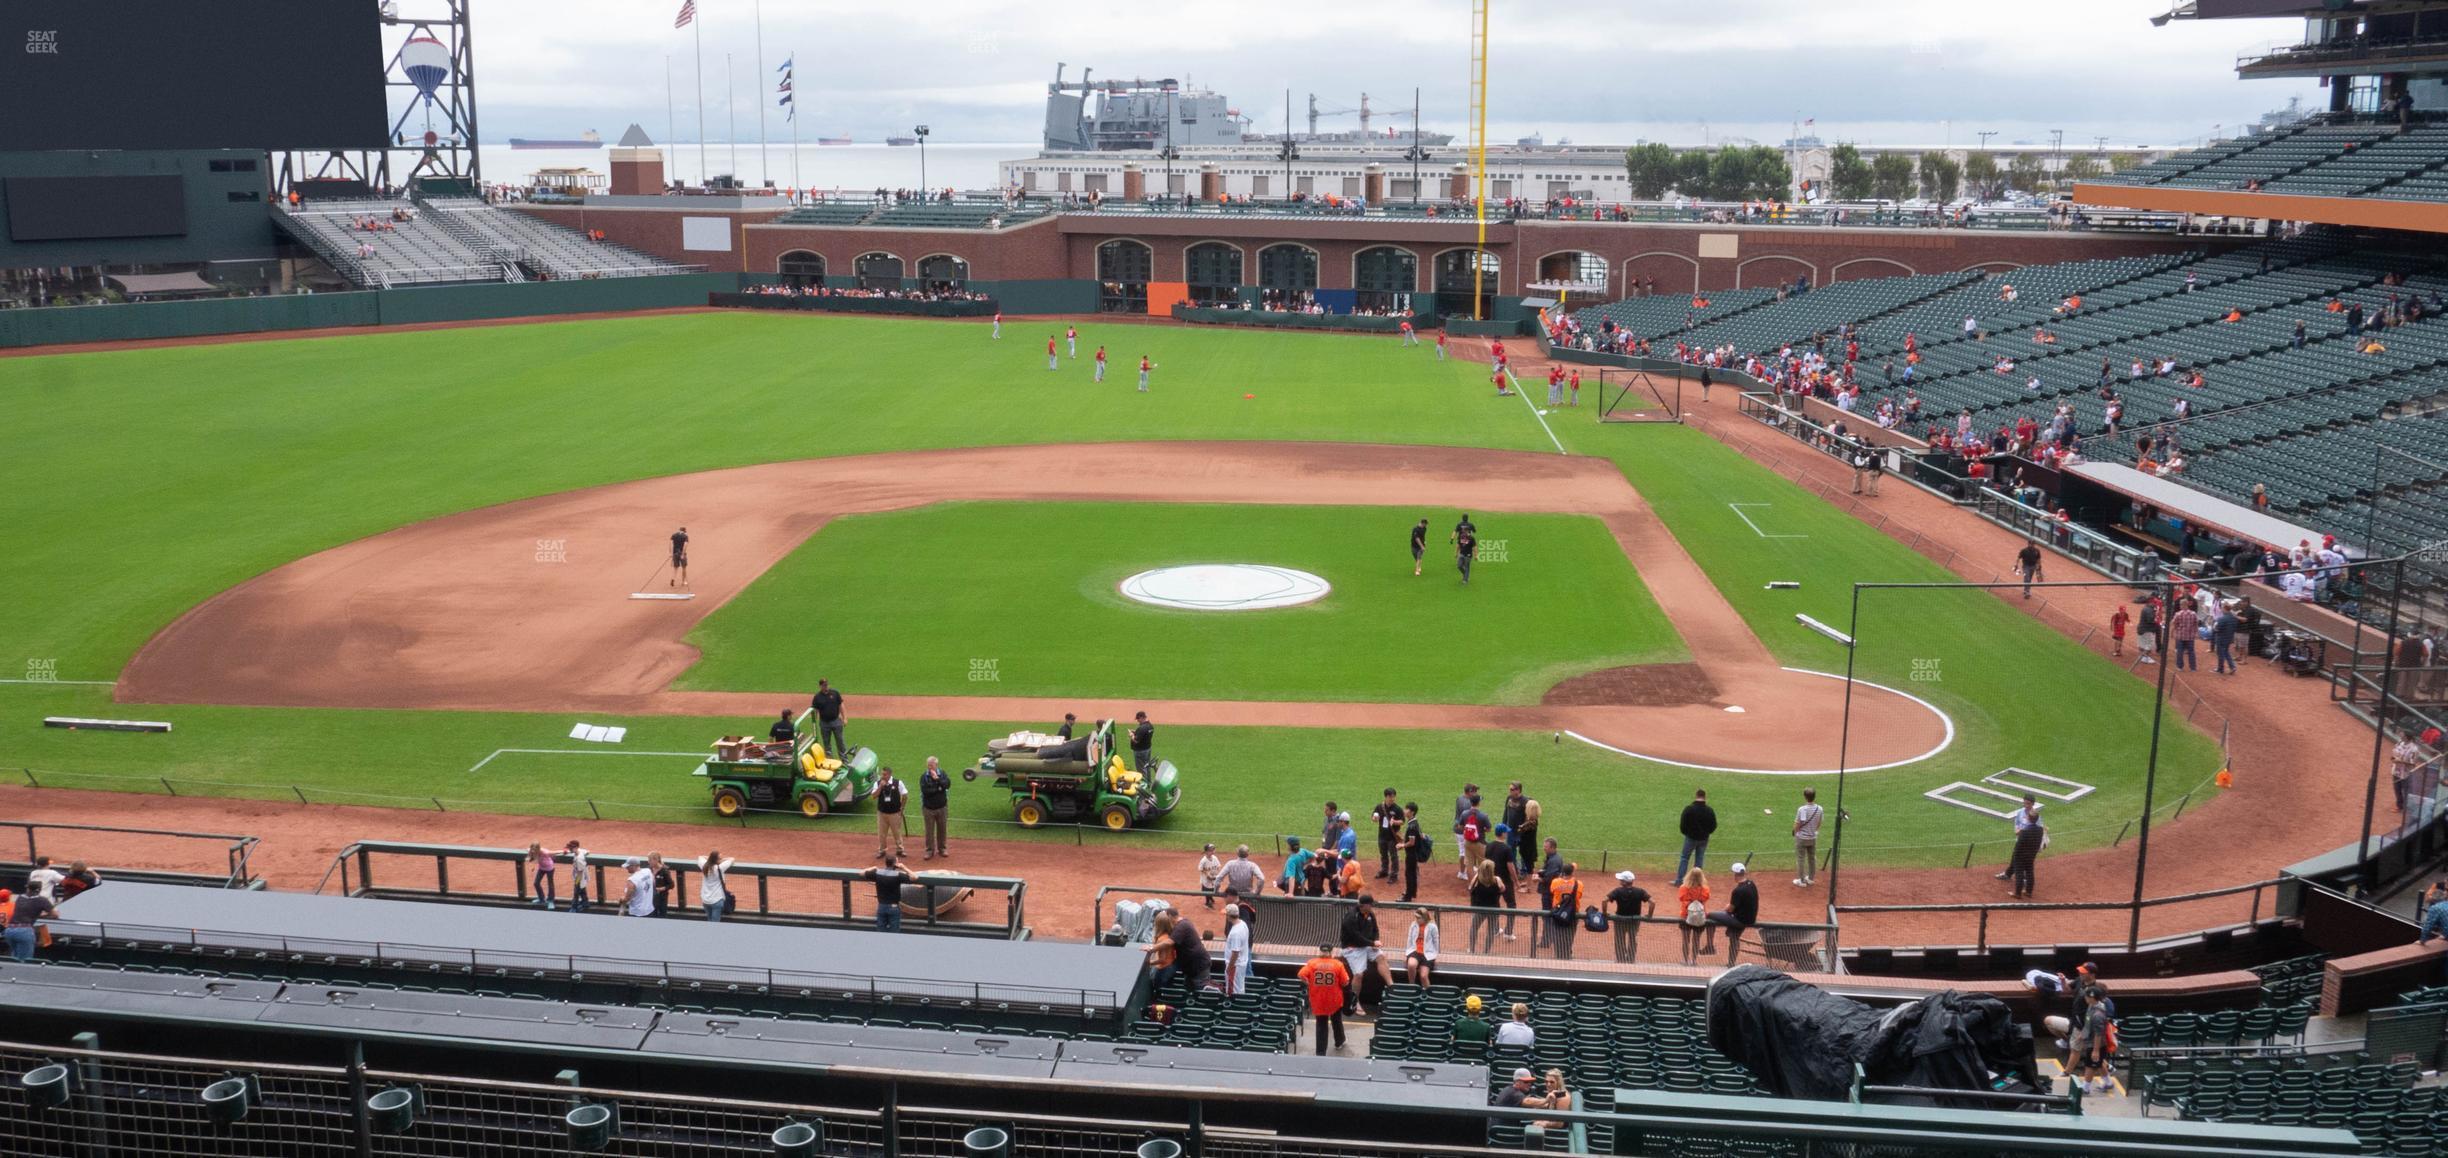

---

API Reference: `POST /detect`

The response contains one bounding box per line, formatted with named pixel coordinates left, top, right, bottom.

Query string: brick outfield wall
left=527, top=201, right=2220, bottom=296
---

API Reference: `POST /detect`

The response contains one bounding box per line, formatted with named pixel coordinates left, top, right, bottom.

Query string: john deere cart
left=693, top=709, right=880, bottom=819
left=961, top=719, right=1181, bottom=830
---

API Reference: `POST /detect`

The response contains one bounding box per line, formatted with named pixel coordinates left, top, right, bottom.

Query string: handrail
left=0, top=819, right=259, bottom=888
left=325, top=839, right=1029, bottom=939
left=52, top=918, right=1121, bottom=1014
left=1836, top=877, right=2279, bottom=915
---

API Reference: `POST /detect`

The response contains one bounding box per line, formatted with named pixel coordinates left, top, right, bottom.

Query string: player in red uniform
left=1093, top=345, right=1108, bottom=382
left=1399, top=319, right=1417, bottom=346
left=1137, top=355, right=1154, bottom=392
left=991, top=311, right=1001, bottom=339
left=1047, top=336, right=1058, bottom=371
left=1065, top=325, right=1078, bottom=358
left=1568, top=369, right=1581, bottom=407
left=1435, top=330, right=1448, bottom=360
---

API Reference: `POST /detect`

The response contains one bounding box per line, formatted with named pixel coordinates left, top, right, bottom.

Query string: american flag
left=674, top=0, right=696, bottom=28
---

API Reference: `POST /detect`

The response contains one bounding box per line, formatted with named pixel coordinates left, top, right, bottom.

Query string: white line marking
left=469, top=747, right=708, bottom=773
left=1504, top=368, right=1568, bottom=455
left=1727, top=503, right=1807, bottom=539
left=1924, top=781, right=2025, bottom=819
left=0, top=679, right=117, bottom=686
left=1560, top=667, right=1957, bottom=775
left=1985, top=766, right=2096, bottom=803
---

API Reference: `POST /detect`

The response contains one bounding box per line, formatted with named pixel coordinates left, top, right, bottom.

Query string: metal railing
left=317, top=839, right=1027, bottom=939
left=0, top=820, right=258, bottom=889
left=52, top=919, right=1118, bottom=1014
left=1833, top=878, right=2282, bottom=957
left=1971, top=486, right=2161, bottom=582
left=1093, top=885, right=1837, bottom=974
left=0, top=1036, right=2361, bottom=1158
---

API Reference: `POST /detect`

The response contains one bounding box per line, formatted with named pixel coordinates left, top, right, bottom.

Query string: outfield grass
left=680, top=502, right=1685, bottom=703
left=0, top=313, right=2224, bottom=867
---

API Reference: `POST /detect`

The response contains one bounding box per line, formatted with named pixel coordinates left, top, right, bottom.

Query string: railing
left=1092, top=885, right=1838, bottom=975
left=1971, top=486, right=2161, bottom=582
left=46, top=920, right=1121, bottom=1016
left=317, top=839, right=1029, bottom=939
left=1833, top=878, right=2282, bottom=957
left=0, top=1037, right=2362, bottom=1158
left=0, top=820, right=259, bottom=889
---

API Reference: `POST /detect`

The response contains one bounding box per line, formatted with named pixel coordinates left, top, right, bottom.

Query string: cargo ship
left=508, top=130, right=603, bottom=150
left=817, top=136, right=852, bottom=146
left=885, top=135, right=918, bottom=147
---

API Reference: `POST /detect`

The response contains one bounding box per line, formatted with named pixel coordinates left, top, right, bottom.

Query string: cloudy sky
left=455, top=0, right=2322, bottom=149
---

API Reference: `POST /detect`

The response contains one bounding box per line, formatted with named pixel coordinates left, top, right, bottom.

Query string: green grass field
left=0, top=312, right=2223, bottom=866
left=680, top=501, right=1685, bottom=703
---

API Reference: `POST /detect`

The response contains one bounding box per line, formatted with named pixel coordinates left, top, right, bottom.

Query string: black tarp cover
left=1706, top=965, right=2034, bottom=1107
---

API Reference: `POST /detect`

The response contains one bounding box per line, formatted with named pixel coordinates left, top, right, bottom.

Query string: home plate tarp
left=1705, top=965, right=2034, bottom=1106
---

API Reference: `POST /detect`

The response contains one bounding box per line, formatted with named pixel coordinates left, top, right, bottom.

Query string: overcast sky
left=453, top=0, right=2322, bottom=149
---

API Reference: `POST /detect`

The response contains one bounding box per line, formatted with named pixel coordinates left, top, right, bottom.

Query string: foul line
left=469, top=747, right=710, bottom=773
left=1503, top=368, right=1568, bottom=455
left=0, top=679, right=118, bottom=686
left=1727, top=503, right=1807, bottom=540
left=1561, top=667, right=1957, bottom=775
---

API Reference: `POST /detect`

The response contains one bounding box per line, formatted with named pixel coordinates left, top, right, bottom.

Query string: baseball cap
left=1465, top=994, right=1484, bottom=1013
left=1337, top=811, right=1352, bottom=822
left=1285, top=836, right=1301, bottom=848
left=1493, top=823, right=1511, bottom=835
left=1730, top=862, right=1747, bottom=875
left=1203, top=842, right=1216, bottom=852
left=1514, top=1068, right=1536, bottom=1082
left=1616, top=870, right=1636, bottom=883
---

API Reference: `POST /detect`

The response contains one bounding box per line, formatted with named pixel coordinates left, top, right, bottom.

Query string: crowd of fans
left=746, top=281, right=991, bottom=303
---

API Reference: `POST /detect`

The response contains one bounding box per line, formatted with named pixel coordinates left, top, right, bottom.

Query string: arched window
left=854, top=252, right=904, bottom=291
left=1184, top=242, right=1243, bottom=306
left=1097, top=239, right=1153, bottom=313
left=778, top=250, right=826, bottom=288
left=916, top=254, right=969, bottom=290
left=1257, top=244, right=1320, bottom=292
left=1354, top=246, right=1417, bottom=314
left=1536, top=251, right=1607, bottom=291
left=1434, top=249, right=1499, bottom=318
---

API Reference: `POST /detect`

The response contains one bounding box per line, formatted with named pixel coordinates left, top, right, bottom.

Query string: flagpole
left=665, top=55, right=677, bottom=186
left=787, top=55, right=800, bottom=198
left=753, top=0, right=769, bottom=189
left=693, top=9, right=707, bottom=187
left=727, top=52, right=738, bottom=182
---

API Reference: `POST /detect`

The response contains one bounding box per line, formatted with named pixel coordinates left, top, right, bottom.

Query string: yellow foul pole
left=1470, top=0, right=1490, bottom=320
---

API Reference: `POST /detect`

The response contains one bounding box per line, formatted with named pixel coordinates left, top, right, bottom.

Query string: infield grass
left=680, top=502, right=1685, bottom=703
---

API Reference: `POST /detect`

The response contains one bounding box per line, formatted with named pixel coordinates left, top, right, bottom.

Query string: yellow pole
left=1470, top=0, right=1490, bottom=320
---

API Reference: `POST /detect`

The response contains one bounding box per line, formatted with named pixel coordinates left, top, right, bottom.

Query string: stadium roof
left=2066, top=462, right=2337, bottom=552
left=2155, top=0, right=2386, bottom=21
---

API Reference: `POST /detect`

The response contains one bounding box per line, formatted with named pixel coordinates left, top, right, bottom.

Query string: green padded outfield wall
left=0, top=149, right=281, bottom=268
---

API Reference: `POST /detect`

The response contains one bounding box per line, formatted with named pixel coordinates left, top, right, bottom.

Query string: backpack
left=1683, top=900, right=1707, bottom=928
left=1549, top=901, right=1578, bottom=929
left=1582, top=906, right=1607, bottom=933
left=1461, top=815, right=1484, bottom=843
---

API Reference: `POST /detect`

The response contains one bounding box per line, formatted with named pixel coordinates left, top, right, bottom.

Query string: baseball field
left=0, top=310, right=2223, bottom=866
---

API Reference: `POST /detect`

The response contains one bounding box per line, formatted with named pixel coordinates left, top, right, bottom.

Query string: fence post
left=2171, top=792, right=2194, bottom=822
left=21, top=769, right=37, bottom=787
left=587, top=799, right=602, bottom=821
left=1977, top=909, right=1990, bottom=953
left=293, top=786, right=309, bottom=805
left=160, top=778, right=177, bottom=797
left=2112, top=820, right=2132, bottom=847
left=431, top=797, right=445, bottom=812
left=1962, top=843, right=1975, bottom=869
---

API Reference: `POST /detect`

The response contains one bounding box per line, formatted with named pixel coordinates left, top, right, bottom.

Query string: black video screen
left=4, top=176, right=188, bottom=241
left=0, top=2, right=387, bottom=150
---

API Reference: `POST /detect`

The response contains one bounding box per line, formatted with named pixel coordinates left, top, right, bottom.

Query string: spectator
left=1457, top=795, right=1490, bottom=882
left=5, top=888, right=52, bottom=961
left=1279, top=837, right=1311, bottom=895
left=1676, top=790, right=1717, bottom=879
left=1607, top=870, right=1652, bottom=963
left=1197, top=843, right=1223, bottom=908
left=1526, top=1069, right=1576, bottom=1133
left=1709, top=864, right=1760, bottom=965
left=1494, top=1067, right=1537, bottom=1109
left=1339, top=893, right=1391, bottom=1014
left=621, top=858, right=655, bottom=919
left=1167, top=908, right=1212, bottom=992
left=2069, top=984, right=2119, bottom=1095
left=2137, top=601, right=2161, bottom=664
left=1220, top=844, right=1265, bottom=900
left=1400, top=804, right=1428, bottom=903
left=1453, top=993, right=1494, bottom=1048
left=873, top=766, right=909, bottom=860
left=2110, top=605, right=2130, bottom=657
left=861, top=854, right=908, bottom=932
left=1545, top=863, right=1586, bottom=960
left=527, top=842, right=558, bottom=909
left=697, top=850, right=735, bottom=922
left=2007, top=802, right=2046, bottom=899
left=24, top=857, right=60, bottom=903
left=1515, top=790, right=1543, bottom=876
left=1792, top=787, right=1824, bottom=887
left=2034, top=962, right=2099, bottom=1044
left=563, top=841, right=592, bottom=913
left=1466, top=860, right=1503, bottom=951
left=1677, top=869, right=1712, bottom=966
left=1495, top=1002, right=1536, bottom=1047
left=2171, top=603, right=2200, bottom=671
left=649, top=852, right=674, bottom=917
left=1222, top=904, right=1251, bottom=995
left=1146, top=911, right=1183, bottom=988
left=2212, top=603, right=2241, bottom=675
left=1452, top=783, right=1481, bottom=872
left=1297, top=943, right=1353, bottom=1054
left=1374, top=788, right=1404, bottom=882
left=1485, top=825, right=1520, bottom=942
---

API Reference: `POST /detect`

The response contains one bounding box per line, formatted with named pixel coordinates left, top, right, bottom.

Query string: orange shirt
left=1296, top=955, right=1351, bottom=1015
left=1677, top=885, right=1710, bottom=909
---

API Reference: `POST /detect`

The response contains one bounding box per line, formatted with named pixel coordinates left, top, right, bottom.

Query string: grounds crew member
left=768, top=709, right=796, bottom=744
left=1410, top=518, right=1429, bottom=577
left=668, top=526, right=690, bottom=587
left=873, top=767, right=908, bottom=860
left=811, top=679, right=847, bottom=757
left=1373, top=788, right=1404, bottom=882
left=919, top=756, right=952, bottom=860
left=1297, top=943, right=1353, bottom=1054
left=1130, top=711, right=1156, bottom=774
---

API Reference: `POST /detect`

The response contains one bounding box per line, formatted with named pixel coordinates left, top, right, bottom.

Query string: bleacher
left=769, top=199, right=1051, bottom=230
left=275, top=199, right=509, bottom=288
left=775, top=201, right=883, bottom=226
left=1669, top=272, right=1978, bottom=355
left=1575, top=286, right=1781, bottom=342
left=421, top=198, right=696, bottom=279
left=2097, top=117, right=2448, bottom=202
